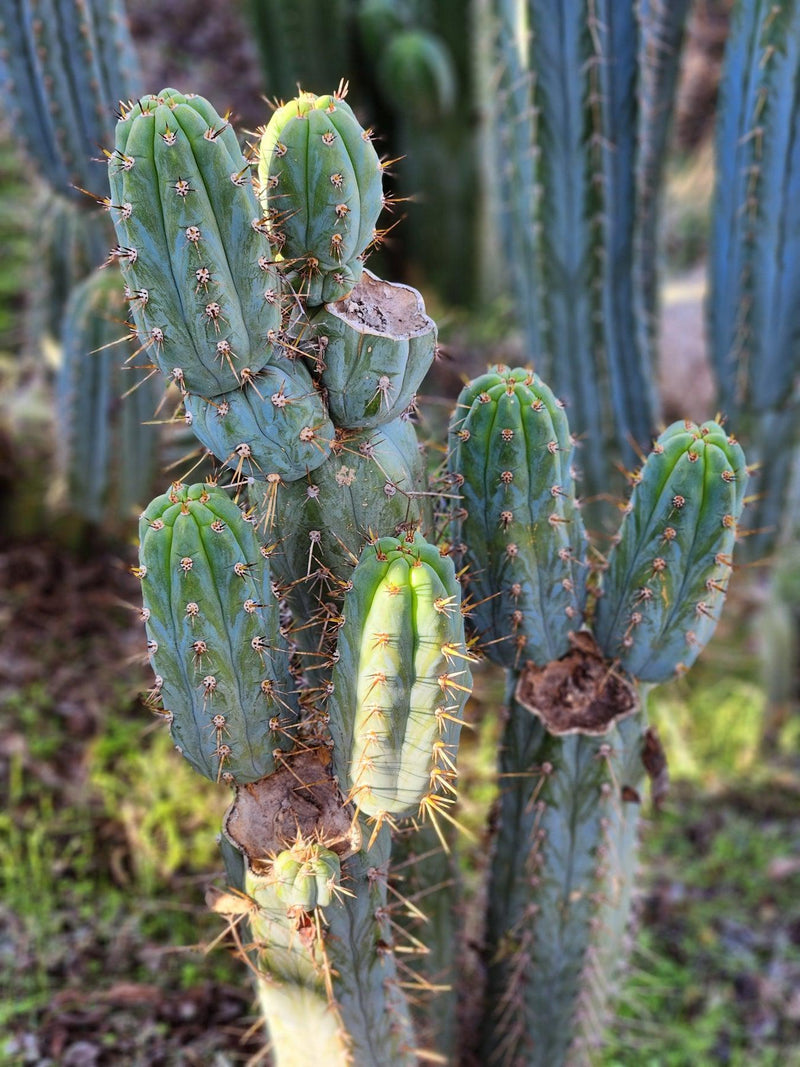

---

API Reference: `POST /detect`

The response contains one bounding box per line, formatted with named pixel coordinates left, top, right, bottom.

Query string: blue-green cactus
left=594, top=419, right=747, bottom=682
left=138, top=481, right=298, bottom=784
left=257, top=87, right=385, bottom=305
left=108, top=89, right=284, bottom=397
left=327, top=532, right=472, bottom=825
left=448, top=365, right=587, bottom=669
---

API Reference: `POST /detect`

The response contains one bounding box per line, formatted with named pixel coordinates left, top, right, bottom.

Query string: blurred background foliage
left=0, top=0, right=799, bottom=1063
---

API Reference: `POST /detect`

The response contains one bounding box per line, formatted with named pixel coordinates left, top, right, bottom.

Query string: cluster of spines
left=447, top=364, right=587, bottom=669
left=257, top=83, right=387, bottom=305
left=271, top=838, right=343, bottom=911
left=138, top=480, right=298, bottom=784
left=55, top=267, right=160, bottom=525
left=106, top=88, right=335, bottom=482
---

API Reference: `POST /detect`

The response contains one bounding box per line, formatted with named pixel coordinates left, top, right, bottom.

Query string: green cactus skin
left=448, top=365, right=587, bottom=670
left=250, top=415, right=427, bottom=679
left=272, top=841, right=342, bottom=910
left=107, top=89, right=283, bottom=397
left=246, top=0, right=353, bottom=105
left=635, top=0, right=691, bottom=357
left=182, top=360, right=334, bottom=484
left=376, top=28, right=457, bottom=122
left=243, top=826, right=416, bottom=1067
left=390, top=820, right=461, bottom=1061
left=479, top=677, right=645, bottom=1067
left=594, top=419, right=748, bottom=683
left=257, top=88, right=384, bottom=306
left=30, top=196, right=109, bottom=350
left=0, top=0, right=140, bottom=200
left=307, top=269, right=436, bottom=430
left=55, top=268, right=160, bottom=526
left=327, top=532, right=472, bottom=822
left=138, top=481, right=298, bottom=784
left=491, top=0, right=658, bottom=513
left=708, top=0, right=800, bottom=557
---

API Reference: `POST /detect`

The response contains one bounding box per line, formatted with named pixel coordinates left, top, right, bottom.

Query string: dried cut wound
left=334, top=271, right=431, bottom=335
left=223, top=748, right=361, bottom=874
left=515, top=631, right=638, bottom=736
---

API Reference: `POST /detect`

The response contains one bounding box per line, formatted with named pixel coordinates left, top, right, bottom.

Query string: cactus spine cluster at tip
left=271, top=840, right=342, bottom=910
left=327, top=532, right=472, bottom=821
left=138, top=481, right=298, bottom=784
left=257, top=88, right=385, bottom=305
left=594, top=419, right=747, bottom=682
left=448, top=365, right=587, bottom=669
left=56, top=268, right=160, bottom=525
left=490, top=0, right=662, bottom=518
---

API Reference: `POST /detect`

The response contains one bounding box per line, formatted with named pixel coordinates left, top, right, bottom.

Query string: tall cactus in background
left=0, top=0, right=162, bottom=530
left=708, top=0, right=800, bottom=559
left=56, top=270, right=160, bottom=526
left=100, top=67, right=749, bottom=1065
left=490, top=0, right=692, bottom=526
left=636, top=0, right=693, bottom=356
left=244, top=0, right=488, bottom=305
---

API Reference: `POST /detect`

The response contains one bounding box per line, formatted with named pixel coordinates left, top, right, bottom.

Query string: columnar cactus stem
left=490, top=0, right=658, bottom=515
left=56, top=268, right=160, bottom=525
left=708, top=0, right=800, bottom=556
left=479, top=673, right=644, bottom=1066
left=327, top=533, right=473, bottom=831
left=0, top=0, right=140, bottom=199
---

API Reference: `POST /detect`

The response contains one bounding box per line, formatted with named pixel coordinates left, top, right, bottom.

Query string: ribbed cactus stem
left=708, top=0, right=800, bottom=555
left=56, top=267, right=160, bottom=525
left=479, top=662, right=645, bottom=1066
left=491, top=0, right=658, bottom=515
left=0, top=0, right=141, bottom=198
left=221, top=755, right=416, bottom=1066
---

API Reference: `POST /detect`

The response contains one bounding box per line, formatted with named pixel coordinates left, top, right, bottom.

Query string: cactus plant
left=489, top=0, right=659, bottom=518
left=708, top=0, right=800, bottom=558
left=257, top=86, right=386, bottom=306
left=457, top=410, right=747, bottom=1064
left=0, top=0, right=163, bottom=533
left=55, top=268, right=160, bottom=526
left=99, top=73, right=751, bottom=1066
